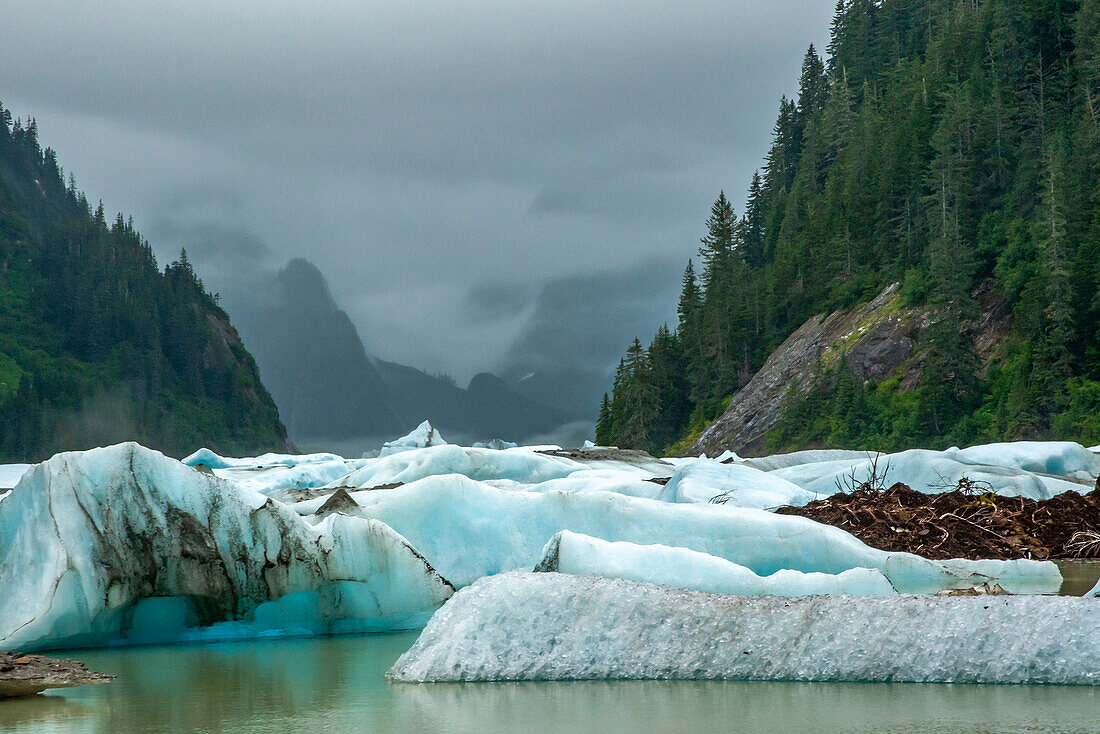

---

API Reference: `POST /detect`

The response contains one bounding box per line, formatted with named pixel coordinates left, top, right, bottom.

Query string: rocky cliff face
left=691, top=284, right=1013, bottom=457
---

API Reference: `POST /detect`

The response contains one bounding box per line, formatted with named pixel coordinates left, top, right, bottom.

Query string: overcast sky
left=2, top=0, right=832, bottom=381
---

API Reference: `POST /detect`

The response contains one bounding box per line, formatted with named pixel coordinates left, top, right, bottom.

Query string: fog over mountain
left=2, top=0, right=832, bottom=436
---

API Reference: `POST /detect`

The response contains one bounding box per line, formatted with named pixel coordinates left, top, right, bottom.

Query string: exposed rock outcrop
left=691, top=282, right=1012, bottom=457
left=692, top=284, right=923, bottom=457
left=0, top=653, right=112, bottom=698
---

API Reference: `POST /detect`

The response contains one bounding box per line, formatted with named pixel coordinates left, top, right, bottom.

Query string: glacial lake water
left=2, top=631, right=1100, bottom=734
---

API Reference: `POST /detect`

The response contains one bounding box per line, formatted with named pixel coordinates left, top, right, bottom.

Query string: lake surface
left=2, top=632, right=1100, bottom=734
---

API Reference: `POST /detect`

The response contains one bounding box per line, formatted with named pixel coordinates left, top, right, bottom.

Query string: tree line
left=599, top=0, right=1100, bottom=455
left=0, top=105, right=287, bottom=460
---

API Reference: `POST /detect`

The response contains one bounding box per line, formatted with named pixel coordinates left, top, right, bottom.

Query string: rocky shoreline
left=0, top=652, right=113, bottom=698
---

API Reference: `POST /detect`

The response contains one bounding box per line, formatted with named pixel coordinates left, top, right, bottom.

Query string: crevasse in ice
left=0, top=443, right=453, bottom=652
left=536, top=530, right=897, bottom=596
left=388, top=572, right=1100, bottom=684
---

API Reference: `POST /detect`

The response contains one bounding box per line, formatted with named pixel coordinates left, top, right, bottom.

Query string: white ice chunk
left=334, top=444, right=584, bottom=488
left=379, top=420, right=449, bottom=456
left=347, top=475, right=1060, bottom=594
left=773, top=448, right=1086, bottom=500
left=0, top=463, right=31, bottom=490
left=182, top=448, right=344, bottom=470
left=537, top=531, right=897, bottom=596
left=521, top=470, right=667, bottom=501
left=213, top=459, right=354, bottom=495
left=0, top=443, right=453, bottom=651
left=658, top=460, right=817, bottom=508
left=950, top=441, right=1100, bottom=480
left=390, top=572, right=1100, bottom=684
left=471, top=439, right=519, bottom=450
left=741, top=449, right=870, bottom=472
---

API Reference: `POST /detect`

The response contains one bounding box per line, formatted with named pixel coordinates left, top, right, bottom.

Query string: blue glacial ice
left=536, top=530, right=897, bottom=596
left=332, top=444, right=588, bottom=488
left=657, top=460, right=818, bottom=508
left=345, top=474, right=1060, bottom=594
left=388, top=572, right=1100, bottom=684
left=0, top=443, right=453, bottom=652
left=182, top=447, right=345, bottom=469
left=768, top=447, right=1093, bottom=499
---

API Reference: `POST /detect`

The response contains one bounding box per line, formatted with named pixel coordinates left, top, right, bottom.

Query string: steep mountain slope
left=230, top=259, right=402, bottom=441
left=374, top=361, right=575, bottom=443
left=601, top=0, right=1100, bottom=456
left=233, top=257, right=581, bottom=446
left=0, top=104, right=288, bottom=461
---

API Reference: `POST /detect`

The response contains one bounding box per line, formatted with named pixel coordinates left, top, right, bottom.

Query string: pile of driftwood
left=776, top=480, right=1100, bottom=560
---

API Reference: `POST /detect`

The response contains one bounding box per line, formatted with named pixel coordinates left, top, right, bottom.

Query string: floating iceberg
left=332, top=444, right=585, bottom=489
left=347, top=475, right=1059, bottom=593
left=180, top=448, right=354, bottom=495
left=658, top=460, right=817, bottom=508
left=182, top=448, right=344, bottom=470
left=379, top=421, right=449, bottom=457
left=0, top=443, right=453, bottom=652
left=472, top=439, right=519, bottom=450
left=950, top=441, right=1100, bottom=480
left=389, top=572, right=1100, bottom=684
left=519, top=470, right=667, bottom=501
left=772, top=448, right=1087, bottom=500
left=536, top=531, right=897, bottom=596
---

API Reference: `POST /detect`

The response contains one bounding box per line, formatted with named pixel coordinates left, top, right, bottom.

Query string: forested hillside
left=599, top=0, right=1100, bottom=455
left=0, top=104, right=288, bottom=461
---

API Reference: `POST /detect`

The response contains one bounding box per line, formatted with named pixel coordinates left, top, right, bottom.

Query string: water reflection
left=1, top=633, right=1098, bottom=734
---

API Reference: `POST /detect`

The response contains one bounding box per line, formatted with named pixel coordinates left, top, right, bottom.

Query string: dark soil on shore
left=776, top=481, right=1100, bottom=561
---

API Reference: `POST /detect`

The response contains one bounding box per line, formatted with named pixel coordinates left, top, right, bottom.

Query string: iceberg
left=332, top=444, right=585, bottom=489
left=772, top=448, right=1087, bottom=500
left=379, top=420, right=449, bottom=456
left=214, top=460, right=354, bottom=496
left=519, top=470, right=667, bottom=501
left=182, top=448, right=344, bottom=470
left=472, top=439, right=519, bottom=450
left=950, top=441, right=1100, bottom=480
left=346, top=475, right=1060, bottom=594
left=740, top=449, right=871, bottom=472
left=0, top=443, right=453, bottom=652
left=536, top=530, right=897, bottom=596
left=389, top=572, right=1100, bottom=684
left=657, top=460, right=817, bottom=508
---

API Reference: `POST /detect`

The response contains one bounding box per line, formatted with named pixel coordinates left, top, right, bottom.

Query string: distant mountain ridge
left=0, top=103, right=289, bottom=461
left=233, top=258, right=581, bottom=447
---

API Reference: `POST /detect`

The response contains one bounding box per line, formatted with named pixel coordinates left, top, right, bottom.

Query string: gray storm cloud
left=2, top=0, right=832, bottom=381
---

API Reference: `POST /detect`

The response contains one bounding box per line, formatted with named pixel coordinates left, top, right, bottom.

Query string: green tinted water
left=1, top=632, right=1099, bottom=734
